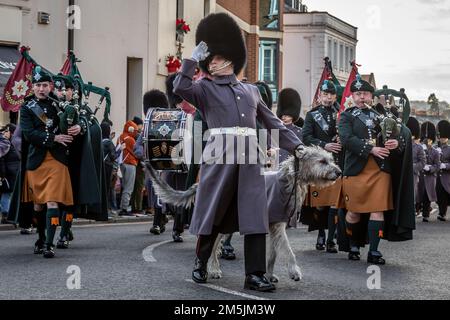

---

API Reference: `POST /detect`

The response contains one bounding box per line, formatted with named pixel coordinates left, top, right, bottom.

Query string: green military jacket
left=20, top=95, right=69, bottom=170
left=338, top=106, right=407, bottom=176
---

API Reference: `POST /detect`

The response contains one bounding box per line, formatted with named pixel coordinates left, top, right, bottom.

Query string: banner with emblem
left=1, top=47, right=35, bottom=113
left=312, top=57, right=343, bottom=107
left=338, top=61, right=360, bottom=119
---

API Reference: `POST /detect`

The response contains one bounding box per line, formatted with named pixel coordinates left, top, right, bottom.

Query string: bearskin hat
left=143, top=90, right=169, bottom=115
left=438, top=120, right=450, bottom=139
left=166, top=73, right=183, bottom=108
left=277, top=88, right=302, bottom=122
left=255, top=81, right=273, bottom=110
left=421, top=121, right=436, bottom=142
left=196, top=13, right=247, bottom=75
left=406, top=117, right=420, bottom=139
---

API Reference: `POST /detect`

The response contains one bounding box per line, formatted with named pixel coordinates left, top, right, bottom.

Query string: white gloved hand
left=424, top=165, right=431, bottom=172
left=440, top=163, right=447, bottom=170
left=192, top=41, right=210, bottom=62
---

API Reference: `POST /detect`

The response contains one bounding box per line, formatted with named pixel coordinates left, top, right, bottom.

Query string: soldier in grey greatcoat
left=436, top=120, right=450, bottom=221
left=418, top=122, right=440, bottom=222
left=173, top=13, right=302, bottom=292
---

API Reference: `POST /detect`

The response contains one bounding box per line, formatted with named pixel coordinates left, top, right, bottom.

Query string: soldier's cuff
left=180, top=59, right=198, bottom=79
left=43, top=133, right=55, bottom=148
left=358, top=140, right=373, bottom=158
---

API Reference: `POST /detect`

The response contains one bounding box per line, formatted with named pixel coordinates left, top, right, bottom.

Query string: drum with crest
left=143, top=108, right=192, bottom=172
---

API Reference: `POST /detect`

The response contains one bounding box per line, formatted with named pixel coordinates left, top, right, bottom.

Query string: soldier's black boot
left=192, top=258, right=208, bottom=284
left=244, top=274, right=276, bottom=292
left=368, top=251, right=386, bottom=265
left=316, top=229, right=326, bottom=251
left=437, top=215, right=447, bottom=222
left=172, top=231, right=184, bottom=243
left=221, top=234, right=236, bottom=260
left=150, top=208, right=163, bottom=235
left=43, top=245, right=55, bottom=259
left=34, top=239, right=45, bottom=255
left=348, top=246, right=361, bottom=261
left=56, top=237, right=70, bottom=249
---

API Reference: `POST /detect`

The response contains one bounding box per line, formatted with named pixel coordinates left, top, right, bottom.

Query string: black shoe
left=119, top=209, right=134, bottom=217
left=160, top=225, right=166, bottom=234
left=150, top=225, right=161, bottom=235
left=172, top=231, right=184, bottom=243
left=348, top=248, right=361, bottom=261
left=43, top=245, right=55, bottom=259
left=1, top=216, right=8, bottom=224
left=56, top=238, right=70, bottom=249
left=220, top=248, right=236, bottom=260
left=34, top=240, right=44, bottom=255
left=20, top=228, right=33, bottom=235
left=326, top=242, right=338, bottom=254
left=423, top=217, right=429, bottom=223
left=437, top=215, right=447, bottom=222
left=368, top=251, right=386, bottom=265
left=192, top=258, right=208, bottom=284
left=244, top=274, right=276, bottom=292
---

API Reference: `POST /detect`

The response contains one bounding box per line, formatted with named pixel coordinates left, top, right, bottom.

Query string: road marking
left=185, top=279, right=270, bottom=301
left=142, top=240, right=174, bottom=262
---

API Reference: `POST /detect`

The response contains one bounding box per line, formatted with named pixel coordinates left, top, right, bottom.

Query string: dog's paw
left=209, top=271, right=223, bottom=279
left=289, top=265, right=303, bottom=282
left=268, top=274, right=279, bottom=283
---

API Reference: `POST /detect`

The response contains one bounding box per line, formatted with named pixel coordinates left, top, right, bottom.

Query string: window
left=339, top=44, right=344, bottom=71
left=345, top=46, right=349, bottom=72
left=176, top=0, right=184, bottom=19
left=328, top=39, right=332, bottom=60
left=333, top=41, right=338, bottom=70
left=204, top=0, right=210, bottom=16
left=259, top=40, right=279, bottom=102
left=260, top=0, right=280, bottom=30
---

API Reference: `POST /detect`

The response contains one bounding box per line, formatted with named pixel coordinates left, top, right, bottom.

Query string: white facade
left=283, top=11, right=357, bottom=116
left=0, top=0, right=216, bottom=132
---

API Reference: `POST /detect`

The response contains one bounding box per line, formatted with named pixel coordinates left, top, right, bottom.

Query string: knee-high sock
left=46, top=208, right=60, bottom=246
left=368, top=220, right=384, bottom=253
left=153, top=208, right=162, bottom=227
left=59, top=212, right=74, bottom=239
left=34, top=210, right=46, bottom=243
left=327, top=208, right=338, bottom=243
left=345, top=221, right=360, bottom=250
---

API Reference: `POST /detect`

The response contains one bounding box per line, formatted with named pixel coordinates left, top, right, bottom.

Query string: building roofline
left=284, top=10, right=358, bottom=31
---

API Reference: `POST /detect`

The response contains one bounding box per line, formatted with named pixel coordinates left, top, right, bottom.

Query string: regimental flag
left=312, top=57, right=343, bottom=107
left=1, top=47, right=35, bottom=112
left=338, top=61, right=360, bottom=119
left=61, top=51, right=83, bottom=79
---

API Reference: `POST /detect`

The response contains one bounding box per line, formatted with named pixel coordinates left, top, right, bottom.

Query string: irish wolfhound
left=146, top=146, right=341, bottom=283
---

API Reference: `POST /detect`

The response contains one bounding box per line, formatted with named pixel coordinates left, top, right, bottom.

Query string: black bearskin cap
left=255, top=81, right=273, bottom=110
left=196, top=13, right=247, bottom=75
left=166, top=73, right=183, bottom=108
left=438, top=120, right=450, bottom=139
left=421, top=121, right=436, bottom=142
left=143, top=90, right=169, bottom=115
left=406, top=117, right=420, bottom=139
left=277, top=88, right=302, bottom=122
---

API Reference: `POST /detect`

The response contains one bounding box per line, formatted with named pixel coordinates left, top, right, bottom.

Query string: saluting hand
left=371, top=147, right=390, bottom=159
left=54, top=135, right=73, bottom=147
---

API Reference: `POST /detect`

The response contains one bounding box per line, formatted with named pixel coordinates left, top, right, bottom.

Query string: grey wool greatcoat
left=438, top=144, right=450, bottom=194
left=418, top=144, right=440, bottom=202
left=412, top=142, right=426, bottom=202
left=174, top=59, right=302, bottom=235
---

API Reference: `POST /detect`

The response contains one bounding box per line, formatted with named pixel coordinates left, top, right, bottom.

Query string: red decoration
left=1, top=46, right=34, bottom=113
left=176, top=19, right=190, bottom=35
left=166, top=55, right=181, bottom=74
left=338, top=61, right=360, bottom=120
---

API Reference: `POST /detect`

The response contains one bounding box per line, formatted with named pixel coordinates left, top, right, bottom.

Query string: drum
left=143, top=108, right=191, bottom=172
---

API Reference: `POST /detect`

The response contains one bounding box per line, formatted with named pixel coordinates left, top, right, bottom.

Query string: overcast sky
left=303, top=0, right=450, bottom=102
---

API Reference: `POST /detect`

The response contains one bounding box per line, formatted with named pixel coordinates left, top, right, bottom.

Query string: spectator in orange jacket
left=118, top=120, right=139, bottom=215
